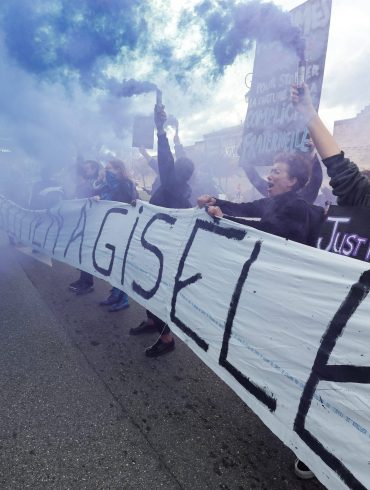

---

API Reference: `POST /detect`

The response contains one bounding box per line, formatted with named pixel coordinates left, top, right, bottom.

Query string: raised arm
left=291, top=84, right=340, bottom=159
left=292, top=84, right=370, bottom=205
left=243, top=164, right=269, bottom=197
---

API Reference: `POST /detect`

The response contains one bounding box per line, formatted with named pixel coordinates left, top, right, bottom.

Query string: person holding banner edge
left=198, top=152, right=325, bottom=247
left=130, top=100, right=195, bottom=357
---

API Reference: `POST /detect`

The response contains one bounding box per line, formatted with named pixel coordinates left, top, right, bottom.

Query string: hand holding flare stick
left=291, top=83, right=340, bottom=160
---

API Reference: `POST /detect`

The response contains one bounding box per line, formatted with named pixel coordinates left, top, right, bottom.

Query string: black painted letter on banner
left=171, top=218, right=246, bottom=352
left=64, top=201, right=88, bottom=263
left=121, top=206, right=143, bottom=286
left=219, top=241, right=277, bottom=412
left=294, top=270, right=370, bottom=490
left=133, top=212, right=176, bottom=300
left=92, top=207, right=128, bottom=276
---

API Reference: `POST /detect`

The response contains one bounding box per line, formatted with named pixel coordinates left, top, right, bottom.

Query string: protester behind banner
left=68, top=159, right=102, bottom=294
left=138, top=120, right=190, bottom=199
left=291, top=83, right=370, bottom=208
left=95, top=159, right=137, bottom=310
left=129, top=102, right=195, bottom=357
left=199, top=152, right=325, bottom=247
left=242, top=134, right=323, bottom=204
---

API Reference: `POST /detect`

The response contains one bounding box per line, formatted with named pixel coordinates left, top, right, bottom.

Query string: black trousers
left=146, top=309, right=171, bottom=335
left=80, top=270, right=94, bottom=286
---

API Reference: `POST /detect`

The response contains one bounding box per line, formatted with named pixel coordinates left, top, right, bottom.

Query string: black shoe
left=75, top=284, right=94, bottom=295
left=129, top=321, right=156, bottom=336
left=145, top=338, right=175, bottom=357
left=69, top=279, right=82, bottom=291
left=99, top=294, right=119, bottom=306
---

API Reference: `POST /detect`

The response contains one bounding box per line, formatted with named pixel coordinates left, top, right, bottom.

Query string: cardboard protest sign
left=318, top=205, right=370, bottom=262
left=1, top=194, right=369, bottom=490
left=132, top=115, right=154, bottom=149
left=240, top=0, right=332, bottom=166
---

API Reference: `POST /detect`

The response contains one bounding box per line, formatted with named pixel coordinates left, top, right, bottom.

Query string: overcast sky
left=175, top=0, right=370, bottom=143
left=0, top=0, right=369, bottom=169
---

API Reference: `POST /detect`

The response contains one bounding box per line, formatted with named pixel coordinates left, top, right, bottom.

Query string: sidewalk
left=0, top=234, right=178, bottom=489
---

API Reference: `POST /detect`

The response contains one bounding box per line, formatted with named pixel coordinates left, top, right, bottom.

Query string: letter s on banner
left=133, top=213, right=176, bottom=300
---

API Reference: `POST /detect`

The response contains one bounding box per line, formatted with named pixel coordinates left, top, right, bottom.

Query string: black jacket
left=215, top=191, right=325, bottom=246
left=323, top=152, right=370, bottom=207
left=150, top=133, right=192, bottom=209
left=99, top=176, right=137, bottom=204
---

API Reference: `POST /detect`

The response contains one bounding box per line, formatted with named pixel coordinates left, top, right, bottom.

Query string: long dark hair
left=107, top=159, right=128, bottom=181
left=77, top=160, right=100, bottom=180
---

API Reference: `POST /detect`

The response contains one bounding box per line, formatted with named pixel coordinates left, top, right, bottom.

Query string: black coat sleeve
left=214, top=197, right=267, bottom=217
left=323, top=152, right=370, bottom=206
left=225, top=200, right=313, bottom=245
left=157, top=133, right=176, bottom=191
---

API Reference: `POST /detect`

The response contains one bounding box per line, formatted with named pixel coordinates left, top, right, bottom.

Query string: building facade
left=333, top=106, right=370, bottom=170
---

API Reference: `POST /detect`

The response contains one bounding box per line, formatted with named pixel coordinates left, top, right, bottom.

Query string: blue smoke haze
left=0, top=0, right=147, bottom=84
left=192, top=0, right=305, bottom=75
left=0, top=0, right=307, bottom=174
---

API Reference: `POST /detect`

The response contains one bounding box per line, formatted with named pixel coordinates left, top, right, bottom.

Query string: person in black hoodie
left=198, top=152, right=324, bottom=247
left=129, top=103, right=195, bottom=357
left=69, top=160, right=101, bottom=295
left=291, top=83, right=370, bottom=207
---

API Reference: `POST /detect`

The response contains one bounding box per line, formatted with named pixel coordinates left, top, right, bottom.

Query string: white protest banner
left=241, top=0, right=332, bottom=166
left=1, top=194, right=369, bottom=490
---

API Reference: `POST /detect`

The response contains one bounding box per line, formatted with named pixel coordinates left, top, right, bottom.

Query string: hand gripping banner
left=1, top=194, right=370, bottom=490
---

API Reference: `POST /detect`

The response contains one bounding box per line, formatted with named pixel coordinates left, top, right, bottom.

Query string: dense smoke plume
left=191, top=0, right=305, bottom=75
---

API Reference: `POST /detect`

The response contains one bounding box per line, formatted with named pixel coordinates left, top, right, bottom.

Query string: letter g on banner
left=92, top=208, right=128, bottom=276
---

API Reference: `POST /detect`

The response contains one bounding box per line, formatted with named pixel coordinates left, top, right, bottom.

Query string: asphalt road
left=0, top=235, right=324, bottom=490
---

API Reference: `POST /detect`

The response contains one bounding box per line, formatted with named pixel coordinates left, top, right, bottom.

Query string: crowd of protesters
left=2, top=81, right=369, bottom=482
